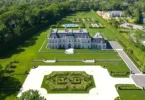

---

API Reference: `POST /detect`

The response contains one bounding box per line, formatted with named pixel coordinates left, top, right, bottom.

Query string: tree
left=16, top=90, right=46, bottom=100
left=0, top=65, right=4, bottom=79
left=134, top=9, right=143, bottom=24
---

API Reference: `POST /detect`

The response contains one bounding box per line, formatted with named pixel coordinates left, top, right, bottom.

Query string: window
left=103, top=45, right=106, bottom=49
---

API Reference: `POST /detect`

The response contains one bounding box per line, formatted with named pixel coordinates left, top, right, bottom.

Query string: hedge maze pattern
left=42, top=71, right=96, bottom=93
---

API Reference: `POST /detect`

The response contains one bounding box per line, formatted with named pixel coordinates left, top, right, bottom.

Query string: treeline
left=0, top=1, right=71, bottom=53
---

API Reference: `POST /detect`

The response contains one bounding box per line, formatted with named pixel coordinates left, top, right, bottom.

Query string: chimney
left=65, top=26, right=67, bottom=32
left=79, top=27, right=81, bottom=32
left=50, top=27, right=52, bottom=33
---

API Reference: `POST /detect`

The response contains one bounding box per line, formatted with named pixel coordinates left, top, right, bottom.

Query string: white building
left=108, top=11, right=124, bottom=17
left=47, top=28, right=106, bottom=49
left=143, top=18, right=145, bottom=24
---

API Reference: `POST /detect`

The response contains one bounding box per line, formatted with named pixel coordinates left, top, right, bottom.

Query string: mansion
left=47, top=28, right=106, bottom=49
left=108, top=11, right=124, bottom=17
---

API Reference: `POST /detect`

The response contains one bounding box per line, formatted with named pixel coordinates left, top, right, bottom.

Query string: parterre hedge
left=41, top=71, right=96, bottom=93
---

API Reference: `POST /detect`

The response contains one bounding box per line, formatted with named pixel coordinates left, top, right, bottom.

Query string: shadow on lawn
left=106, top=40, right=113, bottom=49
left=0, top=26, right=49, bottom=59
left=0, top=76, right=21, bottom=100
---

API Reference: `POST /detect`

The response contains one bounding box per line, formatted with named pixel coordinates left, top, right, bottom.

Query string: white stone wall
left=48, top=38, right=59, bottom=49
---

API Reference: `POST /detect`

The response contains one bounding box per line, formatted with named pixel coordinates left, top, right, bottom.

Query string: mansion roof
left=49, top=28, right=104, bottom=39
left=50, top=29, right=90, bottom=38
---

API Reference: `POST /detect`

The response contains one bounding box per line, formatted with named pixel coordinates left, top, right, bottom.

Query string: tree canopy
left=16, top=90, right=46, bottom=100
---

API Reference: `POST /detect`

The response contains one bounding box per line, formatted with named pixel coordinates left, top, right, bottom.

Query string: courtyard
left=17, top=66, right=135, bottom=100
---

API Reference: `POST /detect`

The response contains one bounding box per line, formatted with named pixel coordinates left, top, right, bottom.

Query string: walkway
left=17, top=66, right=135, bottom=100
left=109, top=41, right=140, bottom=74
left=131, top=74, right=145, bottom=87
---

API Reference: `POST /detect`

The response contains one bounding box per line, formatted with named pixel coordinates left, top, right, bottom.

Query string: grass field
left=116, top=84, right=145, bottom=100
left=118, top=90, right=145, bottom=100
left=0, top=10, right=130, bottom=100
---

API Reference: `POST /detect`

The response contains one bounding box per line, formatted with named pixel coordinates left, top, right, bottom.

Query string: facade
left=108, top=11, right=124, bottom=17
left=47, top=28, right=106, bottom=49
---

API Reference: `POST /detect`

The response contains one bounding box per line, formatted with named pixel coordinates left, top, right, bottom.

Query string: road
left=109, top=41, right=140, bottom=74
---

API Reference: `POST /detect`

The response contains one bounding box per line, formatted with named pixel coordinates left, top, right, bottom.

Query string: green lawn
left=0, top=29, right=49, bottom=100
left=118, top=90, right=145, bottom=100
left=116, top=84, right=145, bottom=100
left=35, top=53, right=120, bottom=60
left=0, top=10, right=130, bottom=100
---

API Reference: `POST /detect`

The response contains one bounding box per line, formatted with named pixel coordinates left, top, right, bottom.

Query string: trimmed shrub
left=116, top=85, right=141, bottom=90
left=111, top=72, right=130, bottom=76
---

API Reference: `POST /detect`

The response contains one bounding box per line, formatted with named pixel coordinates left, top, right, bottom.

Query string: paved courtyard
left=109, top=41, right=123, bottom=50
left=131, top=74, right=145, bottom=87
left=17, top=66, right=135, bottom=100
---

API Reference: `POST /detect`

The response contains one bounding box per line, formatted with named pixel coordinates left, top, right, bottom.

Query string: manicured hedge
left=41, top=71, right=96, bottom=93
left=116, top=84, right=142, bottom=90
left=110, top=71, right=130, bottom=77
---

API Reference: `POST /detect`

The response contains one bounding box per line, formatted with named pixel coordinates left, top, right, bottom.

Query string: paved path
left=17, top=66, right=135, bottom=100
left=109, top=41, right=123, bottom=50
left=131, top=74, right=145, bottom=87
left=117, top=50, right=140, bottom=73
left=109, top=41, right=140, bottom=74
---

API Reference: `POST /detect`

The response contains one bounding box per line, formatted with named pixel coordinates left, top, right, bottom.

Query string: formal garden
left=51, top=16, right=104, bottom=28
left=41, top=71, right=95, bottom=93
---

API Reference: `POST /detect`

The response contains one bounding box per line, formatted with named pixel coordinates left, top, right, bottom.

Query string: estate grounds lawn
left=35, top=38, right=130, bottom=75
left=0, top=10, right=131, bottom=100
left=41, top=71, right=95, bottom=93
left=118, top=90, right=145, bottom=100
left=116, top=84, right=145, bottom=100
